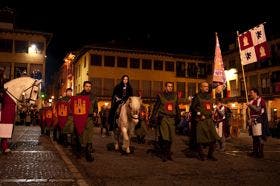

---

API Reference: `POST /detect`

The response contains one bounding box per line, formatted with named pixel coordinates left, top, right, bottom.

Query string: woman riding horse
left=109, top=75, right=133, bottom=132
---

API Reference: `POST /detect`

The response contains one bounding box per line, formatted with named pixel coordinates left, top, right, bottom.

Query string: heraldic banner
left=56, top=100, right=69, bottom=129
left=71, top=96, right=90, bottom=136
left=45, top=107, right=53, bottom=127
left=0, top=92, right=16, bottom=138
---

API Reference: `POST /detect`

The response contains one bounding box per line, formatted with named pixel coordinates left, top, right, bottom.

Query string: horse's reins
left=24, top=79, right=40, bottom=102
left=5, top=79, right=39, bottom=103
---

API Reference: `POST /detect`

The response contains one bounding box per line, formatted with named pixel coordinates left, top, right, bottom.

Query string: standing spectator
left=224, top=106, right=232, bottom=138
left=213, top=99, right=226, bottom=151
left=246, top=88, right=270, bottom=158
left=99, top=105, right=109, bottom=137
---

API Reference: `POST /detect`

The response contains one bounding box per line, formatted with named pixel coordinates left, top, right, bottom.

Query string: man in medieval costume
left=190, top=82, right=220, bottom=161
left=150, top=82, right=180, bottom=162
left=246, top=88, right=270, bottom=158
left=74, top=81, right=98, bottom=162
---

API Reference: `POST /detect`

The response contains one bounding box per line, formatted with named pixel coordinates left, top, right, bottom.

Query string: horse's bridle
left=126, top=101, right=140, bottom=120
left=5, top=79, right=40, bottom=103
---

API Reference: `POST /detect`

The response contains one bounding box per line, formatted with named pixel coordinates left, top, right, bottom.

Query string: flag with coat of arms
left=237, top=23, right=270, bottom=65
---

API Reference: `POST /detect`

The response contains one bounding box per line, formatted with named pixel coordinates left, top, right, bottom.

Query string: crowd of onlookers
left=15, top=109, right=40, bottom=126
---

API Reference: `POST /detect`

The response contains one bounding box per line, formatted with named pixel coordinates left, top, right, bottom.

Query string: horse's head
left=127, top=96, right=142, bottom=123
left=4, top=77, right=42, bottom=106
left=23, top=78, right=42, bottom=105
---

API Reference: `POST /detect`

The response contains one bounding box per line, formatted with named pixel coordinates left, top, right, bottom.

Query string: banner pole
left=237, top=31, right=251, bottom=131
left=237, top=31, right=249, bottom=103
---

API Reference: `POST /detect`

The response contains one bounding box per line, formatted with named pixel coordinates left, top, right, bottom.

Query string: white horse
left=4, top=76, right=42, bottom=107
left=0, top=77, right=42, bottom=153
left=114, top=96, right=142, bottom=154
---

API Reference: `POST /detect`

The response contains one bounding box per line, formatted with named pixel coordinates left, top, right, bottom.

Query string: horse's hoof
left=106, top=143, right=116, bottom=151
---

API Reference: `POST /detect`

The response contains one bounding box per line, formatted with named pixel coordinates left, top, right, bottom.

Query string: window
left=142, top=59, right=152, bottom=70
left=103, top=78, right=114, bottom=96
left=165, top=61, right=174, bottom=72
left=187, top=63, right=197, bottom=78
left=30, top=64, right=43, bottom=79
left=117, top=57, right=128, bottom=68
left=240, top=78, right=247, bottom=97
left=177, top=82, right=186, bottom=98
left=30, top=41, right=44, bottom=54
left=142, top=80, right=151, bottom=97
left=176, top=61, right=186, bottom=77
left=0, top=63, right=11, bottom=80
left=249, top=75, right=258, bottom=90
left=84, top=56, right=87, bottom=68
left=14, top=63, right=27, bottom=78
left=0, top=39, right=12, bottom=52
left=104, top=56, right=115, bottom=67
left=15, top=40, right=28, bottom=53
left=91, top=78, right=102, bottom=96
left=198, top=63, right=207, bottom=78
left=260, top=73, right=270, bottom=94
left=154, top=60, right=163, bottom=70
left=229, top=80, right=237, bottom=97
left=36, top=42, right=44, bottom=53
left=153, top=81, right=163, bottom=97
left=91, top=54, right=102, bottom=66
left=130, top=80, right=140, bottom=96
left=187, top=83, right=196, bottom=97
left=130, top=58, right=140, bottom=68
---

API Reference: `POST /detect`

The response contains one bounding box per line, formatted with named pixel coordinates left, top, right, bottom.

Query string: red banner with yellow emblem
left=71, top=96, right=90, bottom=136
left=45, top=107, right=53, bottom=127
left=56, top=101, right=69, bottom=129
left=164, top=102, right=174, bottom=113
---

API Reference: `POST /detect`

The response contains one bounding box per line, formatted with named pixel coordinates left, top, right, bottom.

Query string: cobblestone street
left=1, top=126, right=280, bottom=185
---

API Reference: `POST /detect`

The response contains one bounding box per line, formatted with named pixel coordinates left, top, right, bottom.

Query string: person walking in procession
left=150, top=82, right=180, bottom=162
left=60, top=88, right=74, bottom=147
left=190, top=82, right=220, bottom=161
left=75, top=81, right=98, bottom=162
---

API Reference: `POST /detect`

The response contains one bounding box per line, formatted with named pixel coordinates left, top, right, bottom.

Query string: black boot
left=207, top=142, right=218, bottom=161
left=161, top=140, right=168, bottom=162
left=75, top=138, right=82, bottom=159
left=166, top=141, right=173, bottom=161
left=86, top=143, right=94, bottom=162
left=137, top=136, right=141, bottom=144
left=248, top=139, right=258, bottom=158
left=197, top=144, right=205, bottom=161
left=141, top=135, right=146, bottom=144
left=257, top=144, right=264, bottom=158
left=63, top=134, right=69, bottom=147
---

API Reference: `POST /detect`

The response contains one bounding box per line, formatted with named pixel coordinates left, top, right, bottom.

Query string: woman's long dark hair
left=119, top=75, right=131, bottom=87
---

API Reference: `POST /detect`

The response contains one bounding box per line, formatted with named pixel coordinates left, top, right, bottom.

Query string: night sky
left=1, top=1, right=280, bottom=83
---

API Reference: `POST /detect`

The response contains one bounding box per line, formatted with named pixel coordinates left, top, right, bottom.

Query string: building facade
left=0, top=7, right=52, bottom=83
left=58, top=46, right=212, bottom=111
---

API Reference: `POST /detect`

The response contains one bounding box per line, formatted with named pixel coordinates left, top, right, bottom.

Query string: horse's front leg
left=113, top=129, right=120, bottom=151
left=121, top=127, right=130, bottom=153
